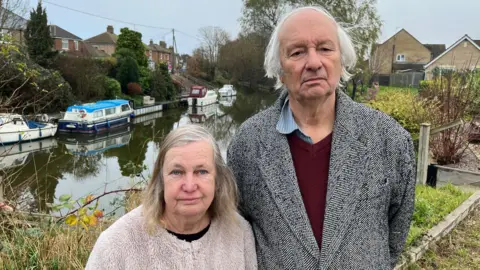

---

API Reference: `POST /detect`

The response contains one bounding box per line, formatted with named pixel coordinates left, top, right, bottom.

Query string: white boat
left=0, top=114, right=57, bottom=145
left=0, top=138, right=58, bottom=170
left=187, top=85, right=218, bottom=107
left=218, top=84, right=237, bottom=97
left=58, top=99, right=134, bottom=134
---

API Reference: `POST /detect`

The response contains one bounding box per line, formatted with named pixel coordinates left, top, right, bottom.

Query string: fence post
left=416, top=123, right=431, bottom=185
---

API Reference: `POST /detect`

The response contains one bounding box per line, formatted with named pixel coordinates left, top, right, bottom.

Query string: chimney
left=107, top=25, right=114, bottom=34
left=150, top=39, right=154, bottom=46
left=159, top=41, right=166, bottom=48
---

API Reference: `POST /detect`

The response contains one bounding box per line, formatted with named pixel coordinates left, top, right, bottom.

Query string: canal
left=0, top=90, right=278, bottom=217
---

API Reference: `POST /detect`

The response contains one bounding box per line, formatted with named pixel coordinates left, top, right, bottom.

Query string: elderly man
left=227, top=5, right=416, bottom=270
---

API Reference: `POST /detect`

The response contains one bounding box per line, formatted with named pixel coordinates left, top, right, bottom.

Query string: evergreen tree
left=25, top=2, right=55, bottom=67
left=116, top=56, right=140, bottom=93
left=115, top=28, right=148, bottom=67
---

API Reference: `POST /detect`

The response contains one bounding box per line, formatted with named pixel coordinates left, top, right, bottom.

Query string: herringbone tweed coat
left=227, top=89, right=416, bottom=270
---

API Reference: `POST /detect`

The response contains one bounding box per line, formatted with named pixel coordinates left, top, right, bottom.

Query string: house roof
left=83, top=42, right=110, bottom=58
left=475, top=40, right=480, bottom=47
left=148, top=43, right=172, bottom=54
left=423, top=44, right=446, bottom=59
left=424, top=34, right=480, bottom=68
left=85, top=31, right=118, bottom=45
left=0, top=7, right=28, bottom=30
left=49, top=25, right=82, bottom=40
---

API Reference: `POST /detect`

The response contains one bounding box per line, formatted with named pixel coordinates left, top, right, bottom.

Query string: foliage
left=24, top=2, right=56, bottom=67
left=52, top=56, right=113, bottom=102
left=367, top=88, right=439, bottom=137
left=139, top=66, right=152, bottom=94
left=47, top=194, right=104, bottom=231
left=127, top=82, right=142, bottom=95
left=103, top=77, right=122, bottom=99
left=115, top=27, right=148, bottom=67
left=406, top=184, right=472, bottom=247
left=418, top=80, right=434, bottom=92
left=218, top=32, right=271, bottom=87
left=116, top=55, right=140, bottom=93
left=420, top=70, right=480, bottom=164
left=0, top=37, right=74, bottom=113
left=241, top=0, right=382, bottom=64
left=149, top=63, right=176, bottom=101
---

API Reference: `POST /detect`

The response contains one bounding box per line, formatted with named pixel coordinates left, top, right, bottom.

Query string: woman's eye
left=197, top=170, right=208, bottom=175
left=170, top=170, right=182, bottom=176
left=290, top=51, right=303, bottom=57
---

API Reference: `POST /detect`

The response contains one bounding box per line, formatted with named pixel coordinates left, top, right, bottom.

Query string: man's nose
left=305, top=48, right=324, bottom=71
left=182, top=173, right=198, bottom=192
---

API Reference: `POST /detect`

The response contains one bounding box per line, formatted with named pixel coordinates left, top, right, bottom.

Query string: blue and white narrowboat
left=58, top=100, right=134, bottom=133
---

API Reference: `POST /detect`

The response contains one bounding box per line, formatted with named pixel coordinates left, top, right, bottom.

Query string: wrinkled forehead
left=278, top=9, right=338, bottom=48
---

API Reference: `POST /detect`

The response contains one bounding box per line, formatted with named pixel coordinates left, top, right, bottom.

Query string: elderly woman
left=85, top=124, right=257, bottom=269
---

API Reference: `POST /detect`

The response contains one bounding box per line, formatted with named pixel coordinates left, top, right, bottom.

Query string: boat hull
left=57, top=116, right=132, bottom=133
left=187, top=96, right=218, bottom=107
left=0, top=126, right=57, bottom=145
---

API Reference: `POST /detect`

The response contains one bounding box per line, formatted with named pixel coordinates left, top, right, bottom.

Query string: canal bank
left=0, top=91, right=278, bottom=217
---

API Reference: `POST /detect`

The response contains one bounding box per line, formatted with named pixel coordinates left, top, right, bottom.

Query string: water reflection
left=0, top=90, right=277, bottom=215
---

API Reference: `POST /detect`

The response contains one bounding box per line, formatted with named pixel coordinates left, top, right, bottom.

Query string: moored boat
left=187, top=85, right=218, bottom=107
left=218, top=84, right=237, bottom=97
left=0, top=114, right=57, bottom=145
left=58, top=100, right=134, bottom=134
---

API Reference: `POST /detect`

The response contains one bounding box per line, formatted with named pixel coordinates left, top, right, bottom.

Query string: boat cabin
left=189, top=85, right=208, bottom=98
left=62, top=100, right=133, bottom=122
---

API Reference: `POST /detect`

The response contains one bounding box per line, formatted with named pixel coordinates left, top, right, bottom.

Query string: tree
left=24, top=2, right=55, bottom=67
left=218, top=33, right=269, bottom=87
left=240, top=0, right=382, bottom=83
left=116, top=56, right=140, bottom=93
left=0, top=0, right=28, bottom=30
left=197, top=26, right=230, bottom=79
left=115, top=28, right=148, bottom=67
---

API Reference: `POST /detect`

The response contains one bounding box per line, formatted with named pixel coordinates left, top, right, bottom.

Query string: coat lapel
left=257, top=91, right=321, bottom=260
left=319, top=91, right=370, bottom=268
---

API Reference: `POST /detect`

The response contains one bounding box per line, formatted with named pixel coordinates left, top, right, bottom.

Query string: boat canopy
left=66, top=100, right=130, bottom=113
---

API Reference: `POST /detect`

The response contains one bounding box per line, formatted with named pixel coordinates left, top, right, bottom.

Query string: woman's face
left=162, top=140, right=216, bottom=219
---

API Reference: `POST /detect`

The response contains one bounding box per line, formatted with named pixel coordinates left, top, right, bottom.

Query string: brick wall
left=425, top=40, right=480, bottom=79
left=372, top=30, right=431, bottom=75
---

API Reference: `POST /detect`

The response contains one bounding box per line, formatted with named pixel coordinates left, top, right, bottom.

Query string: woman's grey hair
left=142, top=124, right=239, bottom=234
left=264, top=5, right=357, bottom=90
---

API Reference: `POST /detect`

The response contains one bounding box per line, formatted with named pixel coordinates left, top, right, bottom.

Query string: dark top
left=167, top=223, right=211, bottom=242
left=287, top=132, right=333, bottom=249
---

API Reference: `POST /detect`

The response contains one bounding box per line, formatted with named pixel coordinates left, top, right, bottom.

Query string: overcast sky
left=20, top=0, right=480, bottom=55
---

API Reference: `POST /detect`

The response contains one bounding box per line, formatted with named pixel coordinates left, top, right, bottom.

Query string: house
left=424, top=35, right=480, bottom=79
left=49, top=25, right=109, bottom=58
left=84, top=25, right=118, bottom=56
left=370, top=29, right=446, bottom=77
left=146, top=40, right=172, bottom=65
left=50, top=25, right=82, bottom=52
left=0, top=7, right=28, bottom=45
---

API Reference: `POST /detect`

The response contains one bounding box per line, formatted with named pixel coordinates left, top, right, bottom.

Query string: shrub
left=421, top=69, right=479, bottom=164
left=116, top=56, right=140, bottom=93
left=368, top=90, right=439, bottom=137
left=419, top=80, right=433, bottom=91
left=139, top=66, right=152, bottom=94
left=127, top=82, right=142, bottom=95
left=104, top=77, right=122, bottom=99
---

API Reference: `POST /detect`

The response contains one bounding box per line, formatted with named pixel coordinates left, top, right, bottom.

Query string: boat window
left=105, top=108, right=116, bottom=115
left=93, top=110, right=104, bottom=118
left=192, top=89, right=200, bottom=95
left=202, top=89, right=206, bottom=96
left=121, top=104, right=130, bottom=112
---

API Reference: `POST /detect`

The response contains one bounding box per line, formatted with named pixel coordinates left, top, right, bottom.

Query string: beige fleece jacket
left=85, top=206, right=257, bottom=270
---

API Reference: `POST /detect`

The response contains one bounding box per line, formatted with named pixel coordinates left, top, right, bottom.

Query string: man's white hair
left=264, top=6, right=357, bottom=90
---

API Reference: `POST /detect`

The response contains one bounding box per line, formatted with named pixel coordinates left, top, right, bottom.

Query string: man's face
left=279, top=10, right=342, bottom=101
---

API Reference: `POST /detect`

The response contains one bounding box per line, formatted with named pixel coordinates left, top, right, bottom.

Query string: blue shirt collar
left=276, top=96, right=313, bottom=144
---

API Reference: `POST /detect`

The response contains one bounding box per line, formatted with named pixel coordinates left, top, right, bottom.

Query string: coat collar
left=257, top=88, right=370, bottom=266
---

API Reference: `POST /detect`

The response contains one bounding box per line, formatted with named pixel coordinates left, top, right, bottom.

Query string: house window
left=396, top=54, right=405, bottom=62
left=74, top=40, right=79, bottom=51
left=62, top=39, right=69, bottom=50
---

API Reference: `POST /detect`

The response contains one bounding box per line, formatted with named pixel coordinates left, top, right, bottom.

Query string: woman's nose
left=181, top=173, right=198, bottom=192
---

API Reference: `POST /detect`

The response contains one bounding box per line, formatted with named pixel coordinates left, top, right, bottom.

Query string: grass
left=408, top=207, right=480, bottom=270
left=0, top=184, right=472, bottom=269
left=406, top=183, right=472, bottom=247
